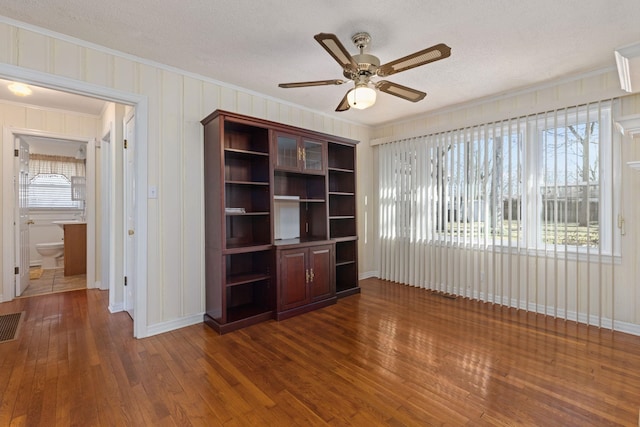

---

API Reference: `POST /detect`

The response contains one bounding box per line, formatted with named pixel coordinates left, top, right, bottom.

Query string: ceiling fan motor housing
left=344, top=32, right=380, bottom=81
left=343, top=53, right=380, bottom=80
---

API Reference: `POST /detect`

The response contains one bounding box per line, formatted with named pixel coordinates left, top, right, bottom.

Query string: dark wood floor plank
left=2, top=279, right=640, bottom=425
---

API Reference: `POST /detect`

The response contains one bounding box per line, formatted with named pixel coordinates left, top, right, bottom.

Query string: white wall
left=367, top=69, right=640, bottom=332
left=0, top=18, right=372, bottom=336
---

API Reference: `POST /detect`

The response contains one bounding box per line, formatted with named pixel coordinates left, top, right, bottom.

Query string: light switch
left=148, top=185, right=158, bottom=199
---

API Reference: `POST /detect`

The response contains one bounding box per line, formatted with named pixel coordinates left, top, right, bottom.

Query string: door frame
left=0, top=63, right=149, bottom=338
left=3, top=129, right=96, bottom=296
left=123, top=109, right=136, bottom=319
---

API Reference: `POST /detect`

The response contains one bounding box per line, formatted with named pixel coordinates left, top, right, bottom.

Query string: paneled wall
left=369, top=70, right=640, bottom=333
left=0, top=19, right=371, bottom=335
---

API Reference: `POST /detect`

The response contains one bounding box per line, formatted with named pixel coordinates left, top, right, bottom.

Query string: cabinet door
left=275, top=133, right=326, bottom=174
left=309, top=244, right=334, bottom=302
left=275, top=133, right=300, bottom=171
left=279, top=248, right=309, bottom=311
left=302, top=139, right=324, bottom=173
left=64, top=223, right=87, bottom=276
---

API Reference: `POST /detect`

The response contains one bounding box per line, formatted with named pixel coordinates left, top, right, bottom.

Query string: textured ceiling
left=1, top=0, right=640, bottom=126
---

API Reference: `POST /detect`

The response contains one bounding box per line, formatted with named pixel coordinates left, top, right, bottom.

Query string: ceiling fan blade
left=314, top=33, right=358, bottom=73
left=279, top=79, right=345, bottom=88
left=377, top=43, right=451, bottom=77
left=335, top=91, right=350, bottom=112
left=375, top=80, right=426, bottom=102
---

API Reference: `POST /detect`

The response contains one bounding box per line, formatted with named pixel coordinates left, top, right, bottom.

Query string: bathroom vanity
left=61, top=222, right=86, bottom=276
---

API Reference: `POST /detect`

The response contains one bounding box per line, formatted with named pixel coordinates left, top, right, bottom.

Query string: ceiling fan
left=278, top=32, right=451, bottom=112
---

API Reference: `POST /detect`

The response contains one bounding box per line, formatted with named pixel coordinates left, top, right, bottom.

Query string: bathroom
left=21, top=135, right=87, bottom=297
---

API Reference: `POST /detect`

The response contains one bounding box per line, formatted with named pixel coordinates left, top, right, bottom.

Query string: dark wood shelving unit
left=203, top=112, right=274, bottom=333
left=203, top=110, right=358, bottom=333
left=328, top=142, right=360, bottom=297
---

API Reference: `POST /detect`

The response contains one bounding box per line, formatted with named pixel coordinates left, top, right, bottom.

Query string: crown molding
left=615, top=114, right=640, bottom=137
left=615, top=41, right=640, bottom=93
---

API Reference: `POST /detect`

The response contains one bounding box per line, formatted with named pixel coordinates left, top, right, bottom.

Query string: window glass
left=540, top=121, right=600, bottom=248
left=28, top=173, right=82, bottom=209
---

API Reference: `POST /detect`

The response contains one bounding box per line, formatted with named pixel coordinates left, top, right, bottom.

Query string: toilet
left=35, top=242, right=64, bottom=269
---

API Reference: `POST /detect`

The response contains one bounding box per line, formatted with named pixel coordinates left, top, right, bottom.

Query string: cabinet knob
left=305, top=269, right=310, bottom=284
left=310, top=268, right=314, bottom=282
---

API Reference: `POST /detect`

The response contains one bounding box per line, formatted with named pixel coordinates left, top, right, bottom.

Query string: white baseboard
left=144, top=313, right=204, bottom=338
left=610, top=320, right=640, bottom=336
left=93, top=280, right=108, bottom=291
left=109, top=302, right=124, bottom=313
left=359, top=270, right=379, bottom=280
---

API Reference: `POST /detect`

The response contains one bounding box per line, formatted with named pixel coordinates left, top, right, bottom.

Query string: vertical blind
left=379, top=100, right=620, bottom=328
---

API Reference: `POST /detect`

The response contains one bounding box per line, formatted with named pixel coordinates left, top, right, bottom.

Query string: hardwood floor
left=1, top=278, right=639, bottom=426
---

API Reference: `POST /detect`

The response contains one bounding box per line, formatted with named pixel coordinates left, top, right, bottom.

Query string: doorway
left=0, top=66, right=149, bottom=338
left=11, top=132, right=93, bottom=298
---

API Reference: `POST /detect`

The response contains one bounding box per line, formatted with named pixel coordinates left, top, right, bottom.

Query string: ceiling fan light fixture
left=347, top=85, right=376, bottom=110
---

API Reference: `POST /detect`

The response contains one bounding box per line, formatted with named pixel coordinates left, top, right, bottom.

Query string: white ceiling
left=0, top=78, right=106, bottom=116
left=1, top=1, right=639, bottom=126
left=20, top=135, right=86, bottom=156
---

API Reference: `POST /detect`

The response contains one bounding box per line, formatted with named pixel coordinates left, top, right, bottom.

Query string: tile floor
left=21, top=267, right=86, bottom=297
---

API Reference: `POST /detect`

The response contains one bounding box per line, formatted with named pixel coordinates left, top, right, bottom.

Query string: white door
left=123, top=112, right=136, bottom=319
left=15, top=138, right=30, bottom=296
left=100, top=132, right=112, bottom=292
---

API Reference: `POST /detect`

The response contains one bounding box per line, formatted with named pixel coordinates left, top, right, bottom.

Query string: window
left=27, top=154, right=86, bottom=210
left=28, top=173, right=83, bottom=209
left=431, top=123, right=523, bottom=246
left=379, top=100, right=618, bottom=257
left=532, top=106, right=612, bottom=252
left=431, top=126, right=523, bottom=247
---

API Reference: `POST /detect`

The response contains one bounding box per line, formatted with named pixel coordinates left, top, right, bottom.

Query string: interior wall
left=0, top=19, right=372, bottom=333
left=0, top=100, right=99, bottom=300
left=367, top=71, right=640, bottom=331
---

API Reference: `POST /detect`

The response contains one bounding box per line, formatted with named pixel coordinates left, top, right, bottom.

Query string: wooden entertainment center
left=202, top=110, right=359, bottom=334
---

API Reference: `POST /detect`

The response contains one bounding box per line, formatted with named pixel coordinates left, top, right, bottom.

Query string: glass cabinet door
left=303, top=139, right=324, bottom=172
left=275, top=134, right=299, bottom=170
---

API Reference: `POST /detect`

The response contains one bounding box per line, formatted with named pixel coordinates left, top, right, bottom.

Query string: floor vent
left=0, top=312, right=24, bottom=343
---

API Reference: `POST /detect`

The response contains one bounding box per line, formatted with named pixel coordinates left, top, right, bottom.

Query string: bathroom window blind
left=28, top=174, right=83, bottom=209
left=28, top=155, right=86, bottom=209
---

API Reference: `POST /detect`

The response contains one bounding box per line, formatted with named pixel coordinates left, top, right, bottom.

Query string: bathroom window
left=28, top=154, right=85, bottom=210
left=28, top=173, right=83, bottom=209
